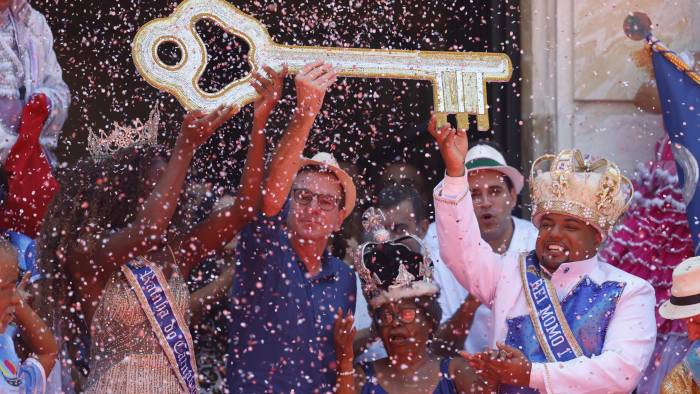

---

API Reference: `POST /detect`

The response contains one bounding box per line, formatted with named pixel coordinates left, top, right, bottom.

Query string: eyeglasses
left=291, top=188, right=341, bottom=211
left=375, top=307, right=420, bottom=327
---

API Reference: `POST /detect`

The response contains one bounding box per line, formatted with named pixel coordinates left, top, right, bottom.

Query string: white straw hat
left=465, top=144, right=524, bottom=193
left=298, top=152, right=356, bottom=219
left=659, top=256, right=700, bottom=320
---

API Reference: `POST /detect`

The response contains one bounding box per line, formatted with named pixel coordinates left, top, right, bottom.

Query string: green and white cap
left=465, top=144, right=524, bottom=194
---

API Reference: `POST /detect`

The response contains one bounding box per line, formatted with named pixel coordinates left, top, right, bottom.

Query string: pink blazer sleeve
left=433, top=174, right=505, bottom=307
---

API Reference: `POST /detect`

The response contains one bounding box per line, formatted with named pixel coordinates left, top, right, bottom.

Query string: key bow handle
left=132, top=0, right=270, bottom=112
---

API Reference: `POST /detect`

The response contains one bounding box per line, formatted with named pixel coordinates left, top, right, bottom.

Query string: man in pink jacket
left=427, top=116, right=657, bottom=393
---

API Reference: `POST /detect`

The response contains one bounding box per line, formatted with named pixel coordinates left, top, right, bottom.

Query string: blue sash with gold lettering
left=520, top=252, right=583, bottom=362
left=122, top=259, right=199, bottom=394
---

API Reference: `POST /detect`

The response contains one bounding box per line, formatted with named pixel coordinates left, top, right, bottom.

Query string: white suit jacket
left=434, top=174, right=657, bottom=394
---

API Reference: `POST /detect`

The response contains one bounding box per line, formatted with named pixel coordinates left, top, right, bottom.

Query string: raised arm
left=262, top=60, right=337, bottom=217
left=95, top=106, right=238, bottom=267
left=428, top=115, right=502, bottom=305
left=72, top=105, right=238, bottom=323
left=173, top=66, right=287, bottom=276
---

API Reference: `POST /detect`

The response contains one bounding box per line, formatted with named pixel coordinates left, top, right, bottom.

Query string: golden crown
left=87, top=106, right=161, bottom=160
left=530, top=149, right=634, bottom=236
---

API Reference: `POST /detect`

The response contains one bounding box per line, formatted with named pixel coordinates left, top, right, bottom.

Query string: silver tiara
left=87, top=105, right=161, bottom=160
left=362, top=207, right=392, bottom=243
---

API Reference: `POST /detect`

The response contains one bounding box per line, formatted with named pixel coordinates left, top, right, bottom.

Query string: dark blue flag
left=651, top=41, right=700, bottom=252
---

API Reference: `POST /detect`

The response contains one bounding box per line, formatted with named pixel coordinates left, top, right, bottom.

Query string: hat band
left=670, top=293, right=700, bottom=306
left=466, top=158, right=503, bottom=170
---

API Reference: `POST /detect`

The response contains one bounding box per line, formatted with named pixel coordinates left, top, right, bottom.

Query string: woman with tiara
left=36, top=66, right=287, bottom=393
left=333, top=208, right=492, bottom=393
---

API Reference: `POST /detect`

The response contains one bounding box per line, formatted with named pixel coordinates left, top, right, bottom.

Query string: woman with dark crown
left=35, top=66, right=287, bottom=393
left=333, top=208, right=491, bottom=393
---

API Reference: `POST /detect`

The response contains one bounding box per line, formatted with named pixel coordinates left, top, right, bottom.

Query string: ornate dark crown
left=355, top=208, right=438, bottom=307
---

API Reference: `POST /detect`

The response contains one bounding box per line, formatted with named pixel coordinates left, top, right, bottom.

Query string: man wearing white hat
left=425, top=141, right=538, bottom=355
left=428, top=117, right=656, bottom=393
left=226, top=61, right=358, bottom=393
left=660, top=257, right=700, bottom=393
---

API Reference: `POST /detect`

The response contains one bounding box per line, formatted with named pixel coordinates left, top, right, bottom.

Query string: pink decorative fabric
left=600, top=136, right=693, bottom=335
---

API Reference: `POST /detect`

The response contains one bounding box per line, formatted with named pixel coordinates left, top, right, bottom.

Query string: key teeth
left=435, top=113, right=449, bottom=130
left=476, top=114, right=490, bottom=132
left=435, top=113, right=488, bottom=131
left=455, top=113, right=469, bottom=130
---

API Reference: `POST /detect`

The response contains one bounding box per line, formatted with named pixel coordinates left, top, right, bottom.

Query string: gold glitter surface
left=661, top=363, right=700, bottom=394
left=132, top=0, right=512, bottom=130
left=84, top=267, right=192, bottom=394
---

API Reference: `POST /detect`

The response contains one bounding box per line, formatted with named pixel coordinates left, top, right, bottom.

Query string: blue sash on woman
left=122, top=258, right=199, bottom=394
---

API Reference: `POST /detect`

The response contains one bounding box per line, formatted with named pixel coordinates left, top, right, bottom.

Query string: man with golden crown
left=426, top=116, right=657, bottom=393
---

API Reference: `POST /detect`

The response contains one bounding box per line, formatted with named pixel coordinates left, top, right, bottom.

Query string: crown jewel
left=391, top=263, right=416, bottom=289
left=530, top=149, right=634, bottom=236
left=87, top=105, right=161, bottom=160
left=362, top=207, right=392, bottom=243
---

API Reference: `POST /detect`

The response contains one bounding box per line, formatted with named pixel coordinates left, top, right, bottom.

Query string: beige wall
left=521, top=0, right=700, bottom=175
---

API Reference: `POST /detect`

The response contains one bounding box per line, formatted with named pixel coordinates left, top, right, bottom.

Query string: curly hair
left=34, top=145, right=168, bottom=382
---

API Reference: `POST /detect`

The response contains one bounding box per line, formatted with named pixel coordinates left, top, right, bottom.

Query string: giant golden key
left=132, top=0, right=512, bottom=130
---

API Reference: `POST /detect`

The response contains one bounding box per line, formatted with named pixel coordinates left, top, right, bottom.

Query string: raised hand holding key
left=427, top=113, right=468, bottom=177
left=294, top=61, right=337, bottom=118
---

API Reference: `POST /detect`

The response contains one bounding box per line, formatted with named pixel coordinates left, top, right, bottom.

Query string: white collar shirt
left=424, top=215, right=538, bottom=353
